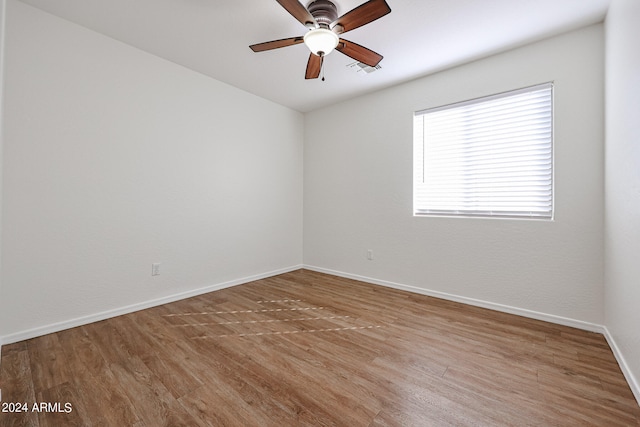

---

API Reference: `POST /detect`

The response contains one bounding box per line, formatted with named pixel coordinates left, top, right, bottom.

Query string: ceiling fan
left=250, top=0, right=391, bottom=80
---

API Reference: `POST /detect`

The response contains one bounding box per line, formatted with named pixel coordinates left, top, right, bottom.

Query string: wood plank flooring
left=1, top=269, right=639, bottom=426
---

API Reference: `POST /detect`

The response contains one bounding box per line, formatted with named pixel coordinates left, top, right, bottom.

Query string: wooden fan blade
left=276, top=0, right=318, bottom=28
left=331, top=0, right=391, bottom=34
left=336, top=38, right=383, bottom=67
left=250, top=36, right=304, bottom=52
left=305, top=53, right=323, bottom=79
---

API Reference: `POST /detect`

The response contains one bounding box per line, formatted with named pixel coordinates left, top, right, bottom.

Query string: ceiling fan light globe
left=303, top=28, right=339, bottom=56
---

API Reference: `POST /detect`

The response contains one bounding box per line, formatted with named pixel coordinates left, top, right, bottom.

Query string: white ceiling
left=17, top=0, right=610, bottom=112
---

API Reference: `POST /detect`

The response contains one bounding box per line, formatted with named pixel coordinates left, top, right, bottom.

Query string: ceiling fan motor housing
left=307, top=0, right=338, bottom=28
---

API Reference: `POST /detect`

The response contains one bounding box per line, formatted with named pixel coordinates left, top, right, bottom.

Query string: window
left=413, top=83, right=553, bottom=219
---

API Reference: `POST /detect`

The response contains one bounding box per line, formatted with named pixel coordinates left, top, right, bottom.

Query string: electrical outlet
left=367, top=249, right=374, bottom=261
left=152, top=263, right=161, bottom=276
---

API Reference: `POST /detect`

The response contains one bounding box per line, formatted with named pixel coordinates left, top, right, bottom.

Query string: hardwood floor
left=1, top=269, right=639, bottom=426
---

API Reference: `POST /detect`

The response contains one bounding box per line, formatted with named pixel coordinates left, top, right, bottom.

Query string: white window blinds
left=413, top=83, right=553, bottom=219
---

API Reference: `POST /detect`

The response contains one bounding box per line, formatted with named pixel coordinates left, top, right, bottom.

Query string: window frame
left=413, top=82, right=554, bottom=220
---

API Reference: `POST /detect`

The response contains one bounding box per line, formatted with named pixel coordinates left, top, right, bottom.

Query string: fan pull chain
left=321, top=57, right=326, bottom=82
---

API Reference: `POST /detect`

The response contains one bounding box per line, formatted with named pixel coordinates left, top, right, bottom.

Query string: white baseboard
left=303, top=264, right=604, bottom=333
left=0, top=264, right=302, bottom=346
left=603, top=326, right=640, bottom=405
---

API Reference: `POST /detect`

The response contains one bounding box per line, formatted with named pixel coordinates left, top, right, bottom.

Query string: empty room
left=1, top=0, right=639, bottom=425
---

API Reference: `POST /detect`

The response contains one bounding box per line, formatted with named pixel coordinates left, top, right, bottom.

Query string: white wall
left=0, top=0, right=5, bottom=347
left=304, top=24, right=605, bottom=326
left=0, top=0, right=303, bottom=342
left=604, top=0, right=640, bottom=401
